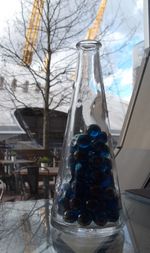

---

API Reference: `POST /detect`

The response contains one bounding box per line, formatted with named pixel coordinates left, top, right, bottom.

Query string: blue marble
left=92, top=141, right=110, bottom=157
left=99, top=131, right=108, bottom=143
left=89, top=169, right=104, bottom=185
left=93, top=211, right=107, bottom=226
left=87, top=124, right=101, bottom=139
left=65, top=187, right=75, bottom=199
left=77, top=211, right=92, bottom=226
left=107, top=210, right=119, bottom=222
left=76, top=134, right=91, bottom=149
left=100, top=158, right=112, bottom=172
left=105, top=197, right=119, bottom=212
left=73, top=150, right=87, bottom=161
left=89, top=185, right=104, bottom=199
left=100, top=175, right=114, bottom=189
left=100, top=145, right=110, bottom=158
left=104, top=187, right=116, bottom=200
left=69, top=197, right=82, bottom=210
left=89, top=155, right=102, bottom=169
left=86, top=199, right=100, bottom=212
left=63, top=210, right=79, bottom=223
left=71, top=180, right=86, bottom=199
left=60, top=124, right=120, bottom=226
left=74, top=162, right=86, bottom=180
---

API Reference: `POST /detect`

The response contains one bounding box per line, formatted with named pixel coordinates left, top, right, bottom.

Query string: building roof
left=0, top=84, right=128, bottom=141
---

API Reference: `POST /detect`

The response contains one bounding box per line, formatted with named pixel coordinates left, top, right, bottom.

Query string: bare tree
left=0, top=0, right=140, bottom=149
left=0, top=0, right=100, bottom=149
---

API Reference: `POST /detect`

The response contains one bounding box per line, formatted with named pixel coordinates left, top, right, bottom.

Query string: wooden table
left=0, top=159, right=36, bottom=193
left=20, top=166, right=58, bottom=178
left=19, top=166, right=59, bottom=198
left=0, top=159, right=35, bottom=173
left=0, top=159, right=35, bottom=165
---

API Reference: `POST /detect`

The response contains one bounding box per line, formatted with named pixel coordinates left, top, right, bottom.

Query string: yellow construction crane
left=22, top=0, right=107, bottom=68
left=22, top=0, right=45, bottom=65
left=43, top=0, right=108, bottom=72
left=71, top=0, right=107, bottom=81
left=86, top=0, right=107, bottom=40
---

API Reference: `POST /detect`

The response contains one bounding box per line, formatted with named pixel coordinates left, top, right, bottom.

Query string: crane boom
left=22, top=0, right=45, bottom=65
left=70, top=0, right=108, bottom=81
left=86, top=0, right=107, bottom=40
left=22, top=0, right=107, bottom=70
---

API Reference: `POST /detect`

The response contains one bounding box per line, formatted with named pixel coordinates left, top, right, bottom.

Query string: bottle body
left=51, top=40, right=123, bottom=236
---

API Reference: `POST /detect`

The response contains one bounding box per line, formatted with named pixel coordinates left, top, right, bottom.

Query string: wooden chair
left=0, top=179, right=17, bottom=202
left=38, top=167, right=56, bottom=199
left=0, top=179, right=6, bottom=201
left=20, top=165, right=56, bottom=199
left=20, top=165, right=39, bottom=199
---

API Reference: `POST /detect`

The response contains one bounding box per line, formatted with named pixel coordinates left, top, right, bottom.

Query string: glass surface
left=0, top=199, right=135, bottom=253
left=51, top=40, right=123, bottom=236
left=123, top=191, right=150, bottom=253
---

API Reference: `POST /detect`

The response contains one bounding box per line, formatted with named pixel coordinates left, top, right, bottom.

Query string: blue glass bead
left=100, top=158, right=112, bottom=172
left=100, top=145, right=110, bottom=158
left=78, top=211, right=92, bottom=226
left=106, top=197, right=119, bottom=210
left=97, top=200, right=106, bottom=211
left=104, top=187, right=116, bottom=200
left=98, top=131, right=108, bottom=143
left=88, top=150, right=95, bottom=159
left=75, top=162, right=85, bottom=180
left=89, top=185, right=103, bottom=199
left=75, top=162, right=84, bottom=171
left=100, top=175, right=114, bottom=189
left=87, top=124, right=101, bottom=139
left=73, top=150, right=87, bottom=162
left=107, top=210, right=119, bottom=222
left=93, top=211, right=107, bottom=226
left=71, top=180, right=86, bottom=199
left=105, top=198, right=119, bottom=221
left=69, top=197, right=82, bottom=210
left=86, top=199, right=100, bottom=212
left=92, top=139, right=103, bottom=152
left=89, top=169, right=103, bottom=185
left=90, top=156, right=102, bottom=169
left=76, top=134, right=91, bottom=149
left=64, top=210, right=79, bottom=223
left=92, top=141, right=110, bottom=157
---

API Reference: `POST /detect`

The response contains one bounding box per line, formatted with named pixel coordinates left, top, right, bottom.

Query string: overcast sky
left=100, top=0, right=144, bottom=102
left=0, top=0, right=20, bottom=33
left=0, top=0, right=144, bottom=103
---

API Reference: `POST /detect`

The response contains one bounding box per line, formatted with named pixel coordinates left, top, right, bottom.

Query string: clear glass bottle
left=51, top=40, right=123, bottom=236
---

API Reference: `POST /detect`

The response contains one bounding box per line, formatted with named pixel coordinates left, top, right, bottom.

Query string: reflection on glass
left=52, top=226, right=125, bottom=253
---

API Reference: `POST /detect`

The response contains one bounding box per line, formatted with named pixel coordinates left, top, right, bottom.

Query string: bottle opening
left=76, top=40, right=101, bottom=50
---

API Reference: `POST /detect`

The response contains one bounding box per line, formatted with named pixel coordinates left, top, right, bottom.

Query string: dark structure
left=14, top=108, right=67, bottom=149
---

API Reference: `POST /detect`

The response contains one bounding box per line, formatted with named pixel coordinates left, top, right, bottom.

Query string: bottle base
left=51, top=215, right=123, bottom=238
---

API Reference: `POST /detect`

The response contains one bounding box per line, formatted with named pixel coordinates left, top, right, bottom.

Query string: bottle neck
left=76, top=47, right=101, bottom=90
left=74, top=41, right=109, bottom=131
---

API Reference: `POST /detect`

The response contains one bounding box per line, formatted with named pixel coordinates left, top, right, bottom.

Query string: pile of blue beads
left=57, top=124, right=119, bottom=226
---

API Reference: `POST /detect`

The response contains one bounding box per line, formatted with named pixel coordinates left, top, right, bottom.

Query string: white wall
left=116, top=49, right=150, bottom=191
